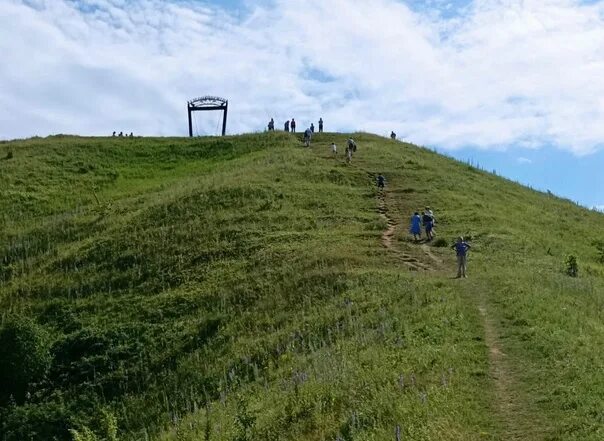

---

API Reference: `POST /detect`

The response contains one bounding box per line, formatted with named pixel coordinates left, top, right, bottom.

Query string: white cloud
left=517, top=156, right=532, bottom=164
left=2, top=0, right=604, bottom=156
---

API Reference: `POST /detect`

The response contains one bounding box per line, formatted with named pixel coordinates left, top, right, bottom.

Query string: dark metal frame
left=187, top=96, right=228, bottom=137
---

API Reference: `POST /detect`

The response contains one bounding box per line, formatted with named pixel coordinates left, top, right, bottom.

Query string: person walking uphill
left=377, top=174, right=386, bottom=190
left=303, top=128, right=312, bottom=147
left=347, top=138, right=357, bottom=153
left=422, top=207, right=435, bottom=241
left=409, top=212, right=422, bottom=241
left=452, top=236, right=471, bottom=278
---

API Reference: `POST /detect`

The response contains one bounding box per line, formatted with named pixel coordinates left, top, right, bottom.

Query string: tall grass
left=1, top=132, right=602, bottom=440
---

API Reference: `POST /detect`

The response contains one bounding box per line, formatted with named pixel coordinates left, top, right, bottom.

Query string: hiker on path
left=310, top=123, right=315, bottom=133
left=452, top=236, right=471, bottom=278
left=347, top=138, right=357, bottom=153
left=284, top=120, right=290, bottom=132
left=377, top=174, right=386, bottom=190
left=319, top=118, right=324, bottom=132
left=331, top=142, right=337, bottom=156
left=291, top=118, right=296, bottom=132
left=346, top=145, right=353, bottom=163
left=422, top=207, right=435, bottom=241
left=268, top=118, right=275, bottom=131
left=303, top=128, right=312, bottom=147
left=409, top=212, right=422, bottom=241
left=391, top=131, right=396, bottom=140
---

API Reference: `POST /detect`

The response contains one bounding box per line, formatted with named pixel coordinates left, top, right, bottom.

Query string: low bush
left=565, top=255, right=579, bottom=277
left=432, top=238, right=449, bottom=247
left=0, top=317, right=52, bottom=405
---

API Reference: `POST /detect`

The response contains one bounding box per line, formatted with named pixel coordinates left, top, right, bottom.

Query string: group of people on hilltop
left=268, top=118, right=324, bottom=134
left=113, top=131, right=133, bottom=137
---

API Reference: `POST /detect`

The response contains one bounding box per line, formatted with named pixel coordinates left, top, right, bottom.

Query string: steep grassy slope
left=0, top=133, right=602, bottom=441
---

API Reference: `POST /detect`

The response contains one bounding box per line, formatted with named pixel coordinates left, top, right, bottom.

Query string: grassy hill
left=1, top=133, right=603, bottom=441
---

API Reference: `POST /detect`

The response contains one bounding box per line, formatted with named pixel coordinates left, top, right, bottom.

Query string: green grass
left=0, top=132, right=603, bottom=441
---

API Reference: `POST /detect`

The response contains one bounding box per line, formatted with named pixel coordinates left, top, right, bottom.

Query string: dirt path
left=377, top=191, right=443, bottom=272
left=477, top=299, right=545, bottom=440
left=377, top=192, right=431, bottom=271
left=420, top=243, right=443, bottom=267
left=372, top=175, right=539, bottom=439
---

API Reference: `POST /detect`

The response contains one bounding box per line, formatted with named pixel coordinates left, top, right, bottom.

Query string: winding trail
left=420, top=243, right=443, bottom=267
left=478, top=304, right=518, bottom=436
left=376, top=184, right=539, bottom=440
left=477, top=298, right=546, bottom=440
left=377, top=192, right=430, bottom=271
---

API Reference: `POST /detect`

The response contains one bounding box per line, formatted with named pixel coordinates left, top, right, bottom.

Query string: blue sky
left=440, top=146, right=604, bottom=210
left=1, top=0, right=604, bottom=210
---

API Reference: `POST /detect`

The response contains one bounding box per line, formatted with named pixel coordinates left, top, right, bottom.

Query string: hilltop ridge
left=1, top=133, right=603, bottom=441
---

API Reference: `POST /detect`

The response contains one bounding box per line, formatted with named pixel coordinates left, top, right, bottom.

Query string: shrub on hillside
left=0, top=317, right=52, bottom=405
left=69, top=409, right=118, bottom=441
left=565, top=255, right=579, bottom=277
left=432, top=238, right=449, bottom=248
left=0, top=399, right=72, bottom=441
left=592, top=240, right=604, bottom=264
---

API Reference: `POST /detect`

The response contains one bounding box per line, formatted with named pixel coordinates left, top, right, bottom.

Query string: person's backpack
left=422, top=213, right=433, bottom=224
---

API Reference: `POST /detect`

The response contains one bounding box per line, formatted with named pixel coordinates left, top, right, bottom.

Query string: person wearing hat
left=422, top=207, right=435, bottom=241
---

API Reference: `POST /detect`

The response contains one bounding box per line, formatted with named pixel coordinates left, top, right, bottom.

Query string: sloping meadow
left=1, top=133, right=603, bottom=441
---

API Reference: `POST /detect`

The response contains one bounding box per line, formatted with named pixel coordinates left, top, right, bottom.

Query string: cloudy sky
left=1, top=0, right=604, bottom=208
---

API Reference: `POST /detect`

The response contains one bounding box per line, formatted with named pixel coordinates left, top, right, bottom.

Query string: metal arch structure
left=187, top=96, right=228, bottom=137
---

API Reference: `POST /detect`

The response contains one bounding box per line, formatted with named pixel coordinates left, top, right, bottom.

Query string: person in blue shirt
left=409, top=212, right=422, bottom=241
left=422, top=207, right=435, bottom=241
left=452, top=236, right=471, bottom=278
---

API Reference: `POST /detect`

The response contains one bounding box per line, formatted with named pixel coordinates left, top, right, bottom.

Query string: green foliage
left=234, top=396, right=255, bottom=441
left=0, top=317, right=51, bottom=405
left=592, top=239, right=604, bottom=264
left=69, top=409, right=118, bottom=441
left=70, top=427, right=99, bottom=441
left=1, top=133, right=603, bottom=441
left=565, top=254, right=579, bottom=277
left=432, top=237, right=449, bottom=248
